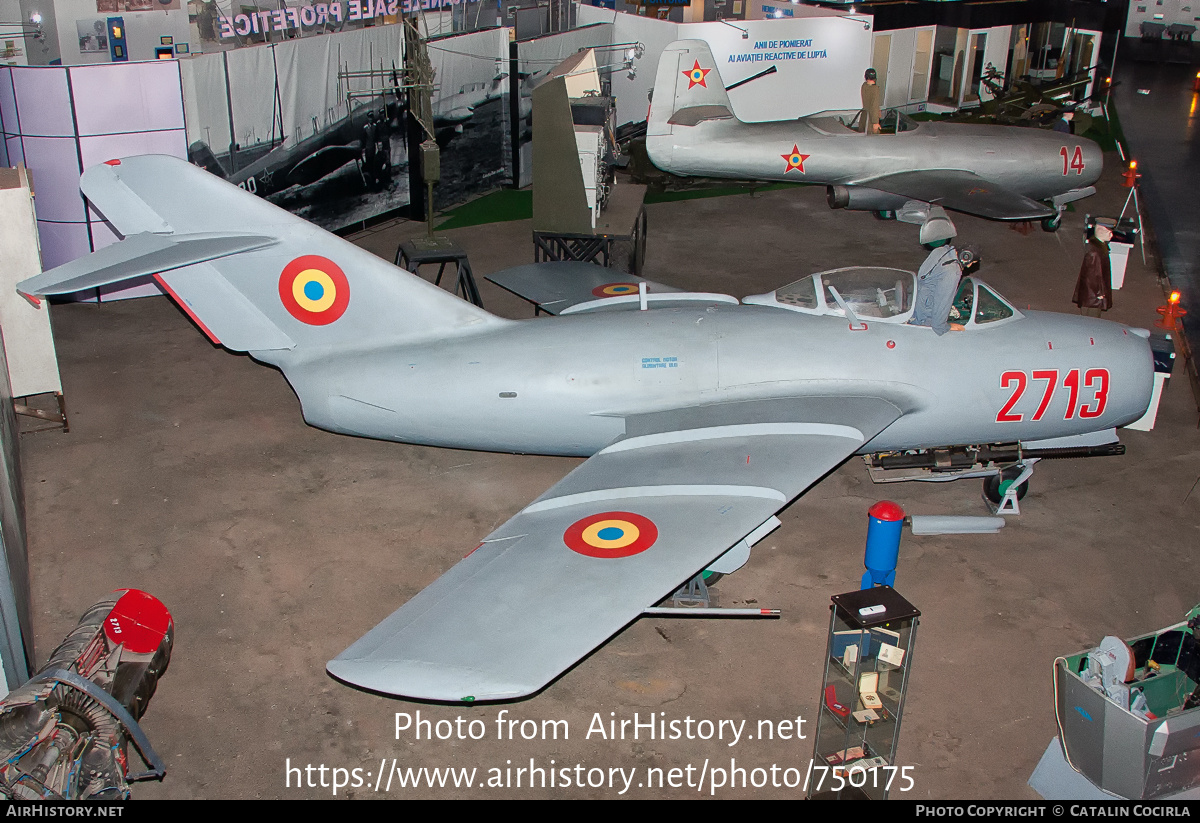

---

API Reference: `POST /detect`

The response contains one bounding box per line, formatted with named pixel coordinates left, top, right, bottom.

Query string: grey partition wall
left=0, top=60, right=187, bottom=297
left=0, top=330, right=33, bottom=693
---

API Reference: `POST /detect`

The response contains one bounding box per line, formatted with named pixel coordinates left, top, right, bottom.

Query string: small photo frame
left=160, top=35, right=173, bottom=45
left=175, top=43, right=189, bottom=54
left=878, top=642, right=905, bottom=667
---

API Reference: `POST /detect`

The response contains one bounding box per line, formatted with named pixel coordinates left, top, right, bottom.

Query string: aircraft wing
left=327, top=396, right=902, bottom=701
left=859, top=169, right=1056, bottom=221
left=435, top=106, right=474, bottom=126
left=287, top=144, right=363, bottom=187
left=486, top=262, right=682, bottom=315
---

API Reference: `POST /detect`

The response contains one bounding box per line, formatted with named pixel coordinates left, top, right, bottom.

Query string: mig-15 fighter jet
left=19, top=156, right=1153, bottom=702
left=646, top=40, right=1102, bottom=237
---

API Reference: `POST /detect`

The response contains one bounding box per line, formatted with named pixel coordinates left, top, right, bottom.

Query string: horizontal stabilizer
left=860, top=169, right=1055, bottom=221
left=20, top=155, right=504, bottom=360
left=668, top=105, right=734, bottom=126
left=18, top=232, right=277, bottom=298
left=82, top=162, right=176, bottom=234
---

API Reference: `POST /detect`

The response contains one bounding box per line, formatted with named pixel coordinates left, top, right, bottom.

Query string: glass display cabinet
left=808, top=586, right=920, bottom=800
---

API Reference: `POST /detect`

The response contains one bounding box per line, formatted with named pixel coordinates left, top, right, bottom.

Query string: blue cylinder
left=862, top=500, right=904, bottom=589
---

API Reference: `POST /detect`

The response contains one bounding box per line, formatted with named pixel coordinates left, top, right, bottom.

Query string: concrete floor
left=17, top=155, right=1200, bottom=799
left=1113, top=58, right=1200, bottom=359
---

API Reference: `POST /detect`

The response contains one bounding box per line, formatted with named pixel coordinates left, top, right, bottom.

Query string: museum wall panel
left=425, top=26, right=509, bottom=208
left=178, top=23, right=412, bottom=231
left=0, top=332, right=32, bottom=695
left=0, top=60, right=186, bottom=294
left=607, top=10, right=676, bottom=127
left=599, top=10, right=875, bottom=127
left=52, top=0, right=193, bottom=65
left=179, top=50, right=232, bottom=154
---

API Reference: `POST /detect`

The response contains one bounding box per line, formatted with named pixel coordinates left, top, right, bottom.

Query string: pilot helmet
left=864, top=68, right=877, bottom=82
left=956, top=244, right=982, bottom=268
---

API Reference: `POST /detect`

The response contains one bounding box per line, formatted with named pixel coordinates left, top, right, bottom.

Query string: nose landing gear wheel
left=983, top=467, right=1029, bottom=505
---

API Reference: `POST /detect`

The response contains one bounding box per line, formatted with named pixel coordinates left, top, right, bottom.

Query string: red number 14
left=1060, top=146, right=1086, bottom=176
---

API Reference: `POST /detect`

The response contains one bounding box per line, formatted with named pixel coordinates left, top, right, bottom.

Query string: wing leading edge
left=327, top=397, right=902, bottom=701
left=860, top=169, right=1056, bottom=221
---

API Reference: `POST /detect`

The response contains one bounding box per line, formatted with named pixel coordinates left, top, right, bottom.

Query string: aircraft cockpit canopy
left=769, top=266, right=913, bottom=319
left=881, top=109, right=919, bottom=134
left=843, top=108, right=920, bottom=135
left=745, top=269, right=1023, bottom=328
left=961, top=278, right=1020, bottom=326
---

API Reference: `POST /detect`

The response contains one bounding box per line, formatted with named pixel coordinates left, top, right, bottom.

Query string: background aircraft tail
left=187, top=141, right=228, bottom=179
left=19, top=155, right=504, bottom=366
left=647, top=39, right=735, bottom=140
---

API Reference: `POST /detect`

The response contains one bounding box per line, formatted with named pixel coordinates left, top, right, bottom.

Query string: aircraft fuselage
left=647, top=117, right=1102, bottom=201
left=285, top=303, right=1152, bottom=457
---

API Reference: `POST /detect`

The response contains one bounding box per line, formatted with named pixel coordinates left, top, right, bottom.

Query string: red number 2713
left=996, top=368, right=1109, bottom=422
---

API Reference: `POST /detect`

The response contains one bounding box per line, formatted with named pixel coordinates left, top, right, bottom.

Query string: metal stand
left=1118, top=183, right=1147, bottom=266
left=671, top=573, right=712, bottom=608
left=985, top=462, right=1035, bottom=516
left=395, top=237, right=483, bottom=307
left=14, top=391, right=68, bottom=434
left=533, top=206, right=647, bottom=276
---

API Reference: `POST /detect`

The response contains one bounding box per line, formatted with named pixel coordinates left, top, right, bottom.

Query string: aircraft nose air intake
left=1120, top=325, right=1157, bottom=422
left=1085, top=140, right=1104, bottom=183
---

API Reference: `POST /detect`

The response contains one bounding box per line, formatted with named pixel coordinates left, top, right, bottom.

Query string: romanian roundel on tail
left=17, top=156, right=505, bottom=367
left=647, top=40, right=735, bottom=140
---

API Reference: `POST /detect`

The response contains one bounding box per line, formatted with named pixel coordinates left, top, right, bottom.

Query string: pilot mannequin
left=860, top=68, right=882, bottom=134
left=1073, top=223, right=1113, bottom=318
left=910, top=243, right=981, bottom=335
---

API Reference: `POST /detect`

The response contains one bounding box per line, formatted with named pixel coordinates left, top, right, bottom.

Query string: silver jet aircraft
left=20, top=156, right=1153, bottom=702
left=646, top=40, right=1102, bottom=236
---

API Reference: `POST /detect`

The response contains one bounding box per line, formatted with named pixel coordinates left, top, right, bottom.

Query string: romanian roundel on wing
left=563, top=511, right=659, bottom=558
left=592, top=282, right=639, bottom=297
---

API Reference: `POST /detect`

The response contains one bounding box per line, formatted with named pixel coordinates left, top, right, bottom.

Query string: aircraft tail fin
left=18, top=156, right=504, bottom=361
left=187, top=141, right=227, bottom=179
left=647, top=39, right=734, bottom=140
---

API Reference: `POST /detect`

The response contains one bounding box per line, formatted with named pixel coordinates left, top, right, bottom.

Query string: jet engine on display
left=0, top=590, right=172, bottom=799
left=19, top=156, right=1158, bottom=703
left=645, top=40, right=1104, bottom=239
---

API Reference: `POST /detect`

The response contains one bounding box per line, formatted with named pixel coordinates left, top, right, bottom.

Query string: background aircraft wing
left=859, top=169, right=1056, bottom=220
left=327, top=397, right=901, bottom=701
left=287, top=144, right=363, bottom=187
left=486, top=261, right=680, bottom=315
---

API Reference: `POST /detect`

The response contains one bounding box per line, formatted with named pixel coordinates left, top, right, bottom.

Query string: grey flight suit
left=910, top=245, right=962, bottom=336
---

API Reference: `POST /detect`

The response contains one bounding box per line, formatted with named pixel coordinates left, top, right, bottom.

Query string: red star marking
left=781, top=145, right=810, bottom=173
left=683, top=60, right=711, bottom=89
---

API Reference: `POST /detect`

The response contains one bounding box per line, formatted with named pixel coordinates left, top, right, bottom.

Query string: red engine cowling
left=0, top=590, right=173, bottom=800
